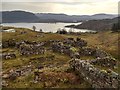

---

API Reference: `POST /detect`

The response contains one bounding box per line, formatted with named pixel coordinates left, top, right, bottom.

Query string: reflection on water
left=2, top=23, right=96, bottom=33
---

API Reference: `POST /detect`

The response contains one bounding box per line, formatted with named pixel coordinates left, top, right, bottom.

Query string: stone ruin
left=51, top=42, right=73, bottom=56
left=89, top=57, right=117, bottom=69
left=2, top=37, right=119, bottom=88
left=69, top=59, right=120, bottom=88
left=79, top=47, right=96, bottom=56
left=79, top=47, right=110, bottom=58
left=19, top=43, right=45, bottom=56
left=1, top=53, right=16, bottom=60
left=51, top=37, right=87, bottom=57
left=69, top=45, right=119, bottom=88
left=63, top=37, right=87, bottom=47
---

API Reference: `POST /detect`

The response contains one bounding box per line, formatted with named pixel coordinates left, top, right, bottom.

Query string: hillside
left=1, top=26, right=119, bottom=88
left=36, top=13, right=117, bottom=23
left=65, top=17, right=119, bottom=31
left=1, top=10, right=117, bottom=23
left=2, top=11, right=39, bottom=23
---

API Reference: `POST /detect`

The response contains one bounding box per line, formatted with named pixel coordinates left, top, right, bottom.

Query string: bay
left=2, top=23, right=95, bottom=33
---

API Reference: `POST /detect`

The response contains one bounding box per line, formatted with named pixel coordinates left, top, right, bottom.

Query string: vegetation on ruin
left=1, top=26, right=120, bottom=88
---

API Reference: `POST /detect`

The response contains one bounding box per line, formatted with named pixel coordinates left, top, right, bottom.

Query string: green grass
left=2, top=27, right=66, bottom=43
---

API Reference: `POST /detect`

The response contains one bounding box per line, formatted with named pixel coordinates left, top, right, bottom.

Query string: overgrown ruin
left=1, top=35, right=119, bottom=88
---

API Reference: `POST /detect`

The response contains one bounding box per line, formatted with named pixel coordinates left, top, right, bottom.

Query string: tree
left=32, top=26, right=36, bottom=31
left=56, top=28, right=67, bottom=34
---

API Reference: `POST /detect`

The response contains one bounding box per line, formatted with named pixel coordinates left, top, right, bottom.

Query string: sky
left=1, top=0, right=119, bottom=15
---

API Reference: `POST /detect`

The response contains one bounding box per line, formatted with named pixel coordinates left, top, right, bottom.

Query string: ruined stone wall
left=79, top=47, right=110, bottom=58
left=52, top=43, right=73, bottom=56
left=63, top=38, right=87, bottom=47
left=89, top=57, right=116, bottom=68
left=19, top=43, right=45, bottom=55
left=69, top=59, right=120, bottom=88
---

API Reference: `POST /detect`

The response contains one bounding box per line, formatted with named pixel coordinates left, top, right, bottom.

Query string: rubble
left=79, top=47, right=96, bottom=56
left=90, top=57, right=117, bottom=68
left=63, top=37, right=87, bottom=47
left=2, top=53, right=16, bottom=60
left=69, top=59, right=120, bottom=88
left=19, top=43, right=45, bottom=55
left=51, top=42, right=73, bottom=56
left=79, top=47, right=111, bottom=58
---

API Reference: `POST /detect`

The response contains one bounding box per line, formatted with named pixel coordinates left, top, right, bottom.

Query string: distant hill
left=1, top=10, right=118, bottom=23
left=65, top=17, right=119, bottom=31
left=36, top=13, right=117, bottom=22
left=1, top=11, right=39, bottom=23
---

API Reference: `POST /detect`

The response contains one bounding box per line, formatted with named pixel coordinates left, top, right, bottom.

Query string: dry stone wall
left=69, top=59, right=120, bottom=88
left=89, top=57, right=117, bottom=68
left=52, top=42, right=73, bottom=56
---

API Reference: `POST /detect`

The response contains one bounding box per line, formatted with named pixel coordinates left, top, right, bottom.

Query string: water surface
left=2, top=23, right=95, bottom=33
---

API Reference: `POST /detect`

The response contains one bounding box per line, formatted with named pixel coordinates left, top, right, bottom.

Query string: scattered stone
left=2, top=53, right=16, bottom=60
left=19, top=43, right=45, bottom=55
left=63, top=38, right=87, bottom=47
left=52, top=42, right=73, bottom=56
left=79, top=47, right=96, bottom=56
left=94, top=49, right=109, bottom=58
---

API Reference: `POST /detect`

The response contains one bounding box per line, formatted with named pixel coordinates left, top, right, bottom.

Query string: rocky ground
left=1, top=26, right=120, bottom=88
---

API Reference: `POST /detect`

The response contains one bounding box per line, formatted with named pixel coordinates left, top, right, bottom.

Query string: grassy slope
left=2, top=27, right=65, bottom=42
left=2, top=27, right=119, bottom=88
left=2, top=27, right=89, bottom=88
left=63, top=31, right=119, bottom=60
left=63, top=31, right=120, bottom=74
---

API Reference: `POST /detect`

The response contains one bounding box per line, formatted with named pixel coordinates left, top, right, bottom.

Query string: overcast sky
left=1, top=0, right=119, bottom=15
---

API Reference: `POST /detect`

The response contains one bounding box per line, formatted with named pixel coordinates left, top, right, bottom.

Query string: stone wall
left=52, top=42, right=73, bottom=56
left=79, top=47, right=111, bottom=58
left=63, top=37, right=87, bottom=47
left=89, top=57, right=117, bottom=68
left=69, top=59, right=120, bottom=88
left=19, top=43, right=45, bottom=55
